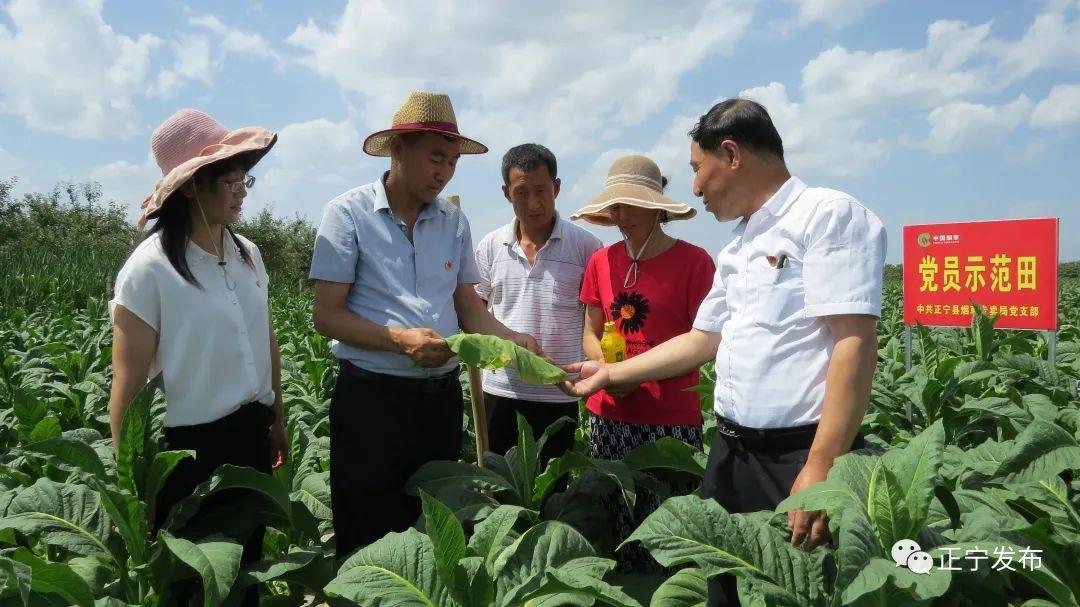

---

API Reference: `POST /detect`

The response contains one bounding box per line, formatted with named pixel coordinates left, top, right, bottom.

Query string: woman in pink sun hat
left=107, top=108, right=282, bottom=606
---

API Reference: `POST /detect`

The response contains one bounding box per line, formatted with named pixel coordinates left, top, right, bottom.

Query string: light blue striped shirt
left=309, top=174, right=480, bottom=377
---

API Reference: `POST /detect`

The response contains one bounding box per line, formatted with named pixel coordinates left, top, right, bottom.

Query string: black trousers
left=156, top=401, right=274, bottom=607
left=699, top=419, right=864, bottom=607
left=484, top=392, right=578, bottom=463
left=329, top=361, right=463, bottom=560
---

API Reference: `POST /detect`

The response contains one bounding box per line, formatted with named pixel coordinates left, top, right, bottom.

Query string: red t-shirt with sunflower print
left=579, top=240, right=715, bottom=425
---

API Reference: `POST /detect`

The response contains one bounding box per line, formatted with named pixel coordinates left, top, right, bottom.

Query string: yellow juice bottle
left=599, top=321, right=627, bottom=363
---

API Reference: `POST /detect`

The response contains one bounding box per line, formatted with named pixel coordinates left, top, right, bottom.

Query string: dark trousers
left=329, top=361, right=463, bottom=560
left=699, top=418, right=864, bottom=607
left=484, top=392, right=578, bottom=463
left=156, top=402, right=274, bottom=607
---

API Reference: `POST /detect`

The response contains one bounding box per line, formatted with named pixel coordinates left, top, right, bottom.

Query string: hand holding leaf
left=446, top=333, right=567, bottom=384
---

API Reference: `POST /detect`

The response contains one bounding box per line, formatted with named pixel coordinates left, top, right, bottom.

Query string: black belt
left=340, top=360, right=460, bottom=394
left=715, top=416, right=819, bottom=451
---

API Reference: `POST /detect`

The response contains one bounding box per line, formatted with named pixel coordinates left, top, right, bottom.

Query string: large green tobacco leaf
left=492, top=521, right=638, bottom=607
left=0, top=554, right=32, bottom=606
left=623, top=437, right=707, bottom=478
left=116, top=388, right=151, bottom=499
left=406, top=460, right=519, bottom=500
left=649, top=568, right=708, bottom=607
left=840, top=557, right=951, bottom=606
left=468, top=505, right=529, bottom=571
left=881, top=420, right=945, bottom=529
left=91, top=481, right=146, bottom=566
left=0, top=478, right=112, bottom=560
left=491, top=521, right=593, bottom=605
left=162, top=465, right=291, bottom=534
left=232, top=547, right=334, bottom=594
left=291, top=470, right=332, bottom=522
left=628, top=496, right=826, bottom=607
left=159, top=531, right=243, bottom=607
left=994, top=419, right=1080, bottom=482
left=421, top=491, right=468, bottom=603
left=446, top=334, right=568, bottom=384
left=144, top=450, right=194, bottom=509
left=324, top=528, right=455, bottom=607
left=11, top=547, right=94, bottom=607
left=776, top=452, right=879, bottom=517
left=18, top=436, right=109, bottom=484
left=522, top=556, right=641, bottom=607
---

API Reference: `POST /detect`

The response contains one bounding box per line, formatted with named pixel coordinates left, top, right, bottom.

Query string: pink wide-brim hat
left=138, top=109, right=277, bottom=229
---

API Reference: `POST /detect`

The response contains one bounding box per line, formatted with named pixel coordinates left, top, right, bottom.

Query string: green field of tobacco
left=2, top=185, right=1079, bottom=606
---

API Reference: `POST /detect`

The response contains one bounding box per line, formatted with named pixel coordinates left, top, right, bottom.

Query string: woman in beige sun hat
left=108, top=108, right=282, bottom=607
left=573, top=154, right=715, bottom=574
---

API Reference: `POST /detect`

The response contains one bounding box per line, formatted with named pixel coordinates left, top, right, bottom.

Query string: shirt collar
left=374, top=171, right=450, bottom=219
left=502, top=213, right=564, bottom=246
left=734, top=176, right=807, bottom=235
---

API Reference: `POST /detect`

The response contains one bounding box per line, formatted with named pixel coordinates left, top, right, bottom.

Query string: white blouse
left=110, top=231, right=275, bottom=427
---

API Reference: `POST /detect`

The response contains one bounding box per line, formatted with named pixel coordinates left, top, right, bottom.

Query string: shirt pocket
left=552, top=277, right=585, bottom=309
left=749, top=259, right=805, bottom=325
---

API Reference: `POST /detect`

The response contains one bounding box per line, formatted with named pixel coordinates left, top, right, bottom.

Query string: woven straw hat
left=139, top=109, right=277, bottom=229
left=363, top=91, right=487, bottom=156
left=570, top=155, right=695, bottom=226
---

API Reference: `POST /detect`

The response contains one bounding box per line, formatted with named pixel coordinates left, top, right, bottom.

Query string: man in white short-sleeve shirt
left=561, top=99, right=886, bottom=607
left=474, top=144, right=602, bottom=463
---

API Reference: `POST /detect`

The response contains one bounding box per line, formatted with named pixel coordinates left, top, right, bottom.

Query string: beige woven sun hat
left=139, top=109, right=277, bottom=229
left=570, top=155, right=695, bottom=227
left=363, top=91, right=488, bottom=156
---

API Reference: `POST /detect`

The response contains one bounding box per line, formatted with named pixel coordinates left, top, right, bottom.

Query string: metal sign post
left=904, top=325, right=913, bottom=422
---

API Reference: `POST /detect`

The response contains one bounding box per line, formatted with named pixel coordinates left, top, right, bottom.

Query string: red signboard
left=903, top=218, right=1058, bottom=330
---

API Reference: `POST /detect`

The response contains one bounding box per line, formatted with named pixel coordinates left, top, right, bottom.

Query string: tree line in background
left=2, top=177, right=1077, bottom=313
left=0, top=178, right=316, bottom=313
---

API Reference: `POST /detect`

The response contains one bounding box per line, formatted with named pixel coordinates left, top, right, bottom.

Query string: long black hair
left=147, top=159, right=254, bottom=288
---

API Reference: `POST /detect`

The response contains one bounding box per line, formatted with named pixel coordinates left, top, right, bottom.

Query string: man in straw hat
left=473, top=143, right=602, bottom=466
left=561, top=98, right=886, bottom=606
left=309, top=91, right=542, bottom=559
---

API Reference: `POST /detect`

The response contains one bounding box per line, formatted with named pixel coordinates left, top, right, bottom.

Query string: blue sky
left=1, top=0, right=1078, bottom=262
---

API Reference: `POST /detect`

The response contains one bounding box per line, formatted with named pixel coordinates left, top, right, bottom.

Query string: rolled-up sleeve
left=456, top=213, right=481, bottom=284
left=692, top=260, right=729, bottom=333
left=309, top=200, right=359, bottom=283
left=802, top=199, right=887, bottom=318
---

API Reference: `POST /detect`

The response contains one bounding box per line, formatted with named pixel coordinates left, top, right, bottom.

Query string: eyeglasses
left=219, top=174, right=255, bottom=194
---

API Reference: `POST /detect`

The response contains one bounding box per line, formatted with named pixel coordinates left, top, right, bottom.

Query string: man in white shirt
left=561, top=98, right=886, bottom=607
left=475, top=144, right=602, bottom=462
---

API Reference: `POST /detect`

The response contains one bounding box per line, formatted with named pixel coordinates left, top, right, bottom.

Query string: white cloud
left=801, top=20, right=995, bottom=117
left=924, top=95, right=1032, bottom=154
left=782, top=0, right=884, bottom=29
left=728, top=7, right=1080, bottom=174
left=148, top=34, right=212, bottom=98
left=287, top=0, right=754, bottom=159
left=739, top=82, right=888, bottom=176
left=1031, top=84, right=1080, bottom=128
left=148, top=14, right=282, bottom=99
left=0, top=0, right=161, bottom=139
left=88, top=154, right=160, bottom=218
left=257, top=118, right=370, bottom=217
left=995, top=12, right=1080, bottom=81
left=189, top=14, right=283, bottom=70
